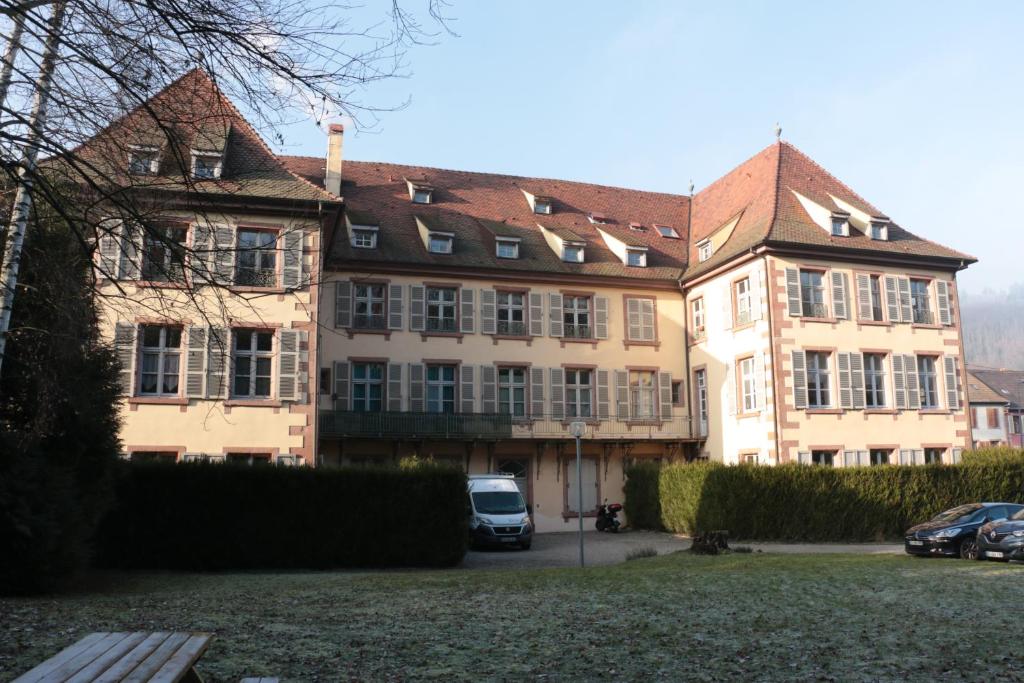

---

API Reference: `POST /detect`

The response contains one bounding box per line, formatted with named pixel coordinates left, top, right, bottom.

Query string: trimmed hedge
left=96, top=462, right=468, bottom=570
left=625, top=450, right=1024, bottom=541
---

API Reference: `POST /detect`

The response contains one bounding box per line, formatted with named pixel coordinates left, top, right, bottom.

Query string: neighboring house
left=969, top=368, right=1024, bottom=447
left=966, top=370, right=1010, bottom=447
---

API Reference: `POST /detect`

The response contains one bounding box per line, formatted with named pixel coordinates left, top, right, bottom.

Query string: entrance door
left=496, top=458, right=530, bottom=506
left=565, top=456, right=599, bottom=515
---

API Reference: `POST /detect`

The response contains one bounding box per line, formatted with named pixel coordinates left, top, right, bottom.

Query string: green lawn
left=2, top=552, right=1022, bottom=681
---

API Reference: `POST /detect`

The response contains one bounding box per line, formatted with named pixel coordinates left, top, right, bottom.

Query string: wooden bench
left=13, top=631, right=212, bottom=683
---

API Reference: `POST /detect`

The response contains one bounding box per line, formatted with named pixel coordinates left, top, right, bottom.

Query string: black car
left=977, top=507, right=1024, bottom=561
left=904, top=503, right=1024, bottom=560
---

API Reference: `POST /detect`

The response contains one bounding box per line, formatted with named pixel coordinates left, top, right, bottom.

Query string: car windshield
left=931, top=504, right=984, bottom=523
left=472, top=491, right=526, bottom=515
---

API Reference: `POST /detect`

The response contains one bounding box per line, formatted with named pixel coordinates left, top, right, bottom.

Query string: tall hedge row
left=625, top=452, right=1024, bottom=541
left=96, top=462, right=468, bottom=570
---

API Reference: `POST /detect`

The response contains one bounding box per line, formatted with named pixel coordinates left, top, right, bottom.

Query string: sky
left=271, top=1, right=1024, bottom=294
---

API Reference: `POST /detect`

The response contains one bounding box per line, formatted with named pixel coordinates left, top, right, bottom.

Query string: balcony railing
left=426, top=317, right=457, bottom=332
left=319, top=410, right=693, bottom=440
left=497, top=320, right=527, bottom=336
left=912, top=308, right=935, bottom=325
left=564, top=323, right=592, bottom=339
left=236, top=267, right=277, bottom=287
left=353, top=314, right=387, bottom=330
left=801, top=302, right=828, bottom=318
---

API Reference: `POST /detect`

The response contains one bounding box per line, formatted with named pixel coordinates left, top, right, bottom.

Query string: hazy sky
left=273, top=1, right=1023, bottom=294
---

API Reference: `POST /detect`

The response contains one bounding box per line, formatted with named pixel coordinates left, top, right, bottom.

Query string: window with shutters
left=806, top=351, right=832, bottom=408
left=738, top=356, right=756, bottom=413
left=864, top=353, right=887, bottom=408
left=563, top=296, right=592, bottom=339
left=426, top=365, right=457, bottom=413
left=695, top=369, right=708, bottom=437
left=496, top=291, right=526, bottom=336
left=426, top=287, right=458, bottom=332
left=497, top=367, right=527, bottom=417
left=565, top=369, right=593, bottom=418
left=910, top=279, right=933, bottom=324
left=625, top=297, right=656, bottom=342
left=629, top=370, right=657, bottom=419
left=353, top=284, right=387, bottom=329
left=734, top=278, right=752, bottom=326
left=800, top=270, right=827, bottom=318
left=138, top=325, right=182, bottom=396
left=140, top=223, right=188, bottom=283
left=868, top=275, right=884, bottom=321
left=869, top=449, right=890, bottom=466
left=917, top=356, right=938, bottom=408
left=691, top=297, right=705, bottom=341
left=351, top=362, right=384, bottom=412
left=231, top=330, right=273, bottom=398
left=924, top=447, right=945, bottom=464
left=811, top=450, right=835, bottom=466
left=236, top=229, right=277, bottom=287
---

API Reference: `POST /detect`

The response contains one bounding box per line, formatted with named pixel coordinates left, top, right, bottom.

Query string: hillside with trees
left=960, top=284, right=1024, bottom=370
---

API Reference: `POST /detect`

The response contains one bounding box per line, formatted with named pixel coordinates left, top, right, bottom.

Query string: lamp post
left=569, top=420, right=587, bottom=567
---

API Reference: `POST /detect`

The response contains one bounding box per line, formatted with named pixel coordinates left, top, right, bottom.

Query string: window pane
left=256, top=357, right=272, bottom=376
left=235, top=330, right=252, bottom=350
left=165, top=328, right=182, bottom=348
left=255, top=378, right=271, bottom=396
left=256, top=332, right=273, bottom=352
left=141, top=353, right=160, bottom=372
left=142, top=326, right=162, bottom=348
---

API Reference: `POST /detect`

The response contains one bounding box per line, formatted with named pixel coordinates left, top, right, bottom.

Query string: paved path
left=459, top=530, right=903, bottom=570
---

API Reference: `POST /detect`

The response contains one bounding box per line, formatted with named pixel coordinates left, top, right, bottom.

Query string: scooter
left=595, top=500, right=622, bottom=532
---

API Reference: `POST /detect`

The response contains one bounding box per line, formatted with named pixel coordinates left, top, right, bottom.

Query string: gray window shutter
left=205, top=327, right=228, bottom=398
left=282, top=228, right=303, bottom=289
left=936, top=280, right=952, bottom=325
left=898, top=449, right=911, bottom=466
left=642, top=299, right=656, bottom=340
left=614, top=370, right=629, bottom=418
left=214, top=224, right=235, bottom=284
left=388, top=284, right=404, bottom=330
left=897, top=277, right=913, bottom=323
left=843, top=450, right=857, bottom=467
left=850, top=352, right=865, bottom=410
left=753, top=351, right=766, bottom=411
left=460, top=288, right=475, bottom=334
left=407, top=363, right=424, bottom=412
left=185, top=326, right=207, bottom=398
left=481, top=365, right=496, bottom=413
left=191, top=222, right=213, bottom=284
left=837, top=352, right=853, bottom=409
left=530, top=367, right=545, bottom=417
left=597, top=369, right=610, bottom=419
left=904, top=354, right=920, bottom=409
left=277, top=329, right=301, bottom=401
left=409, top=285, right=426, bottom=331
left=884, top=275, right=901, bottom=322
left=549, top=368, right=564, bottom=420
left=548, top=293, right=564, bottom=337
left=797, top=451, right=811, bottom=465
left=914, top=449, right=925, bottom=466
left=460, top=365, right=474, bottom=413
left=388, top=363, right=403, bottom=411
left=334, top=361, right=350, bottom=410
left=118, top=222, right=142, bottom=279
left=97, top=220, right=121, bottom=279
left=831, top=271, right=849, bottom=319
left=626, top=298, right=642, bottom=340
left=480, top=289, right=497, bottom=335
left=726, top=362, right=736, bottom=416
left=659, top=371, right=672, bottom=420
left=595, top=296, right=609, bottom=339
left=892, top=354, right=906, bottom=409
left=750, top=270, right=764, bottom=321
left=114, top=322, right=137, bottom=395
left=791, top=350, right=807, bottom=409
left=856, top=274, right=872, bottom=320
left=785, top=268, right=802, bottom=317
left=944, top=356, right=960, bottom=409
left=528, top=293, right=543, bottom=336
left=335, top=281, right=352, bottom=328
left=857, top=450, right=870, bottom=467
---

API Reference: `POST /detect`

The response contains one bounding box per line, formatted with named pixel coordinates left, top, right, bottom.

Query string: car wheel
left=959, top=536, right=980, bottom=561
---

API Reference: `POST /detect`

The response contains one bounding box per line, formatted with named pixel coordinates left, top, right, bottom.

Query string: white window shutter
left=641, top=299, right=656, bottom=340
left=213, top=224, right=235, bottom=284
left=460, top=288, right=475, bottom=334
left=409, top=285, right=426, bottom=331
left=904, top=355, right=921, bottom=409
left=388, top=284, right=404, bottom=330
left=892, top=354, right=907, bottom=409
left=898, top=449, right=912, bottom=466
left=185, top=326, right=207, bottom=398
left=281, top=228, right=304, bottom=289
left=943, top=356, right=960, bottom=409
left=113, top=322, right=137, bottom=396
left=334, top=361, right=350, bottom=410
left=831, top=271, right=849, bottom=319
left=389, top=363, right=404, bottom=411
left=597, top=369, right=610, bottom=420
left=791, top=350, right=807, bottom=409
left=856, top=273, right=871, bottom=320
left=626, top=298, right=642, bottom=340
left=751, top=269, right=764, bottom=321
left=843, top=450, right=857, bottom=467
left=897, top=278, right=913, bottom=323
left=335, top=281, right=352, bottom=328
left=936, top=281, right=952, bottom=326
left=480, top=289, right=497, bottom=335
left=914, top=449, right=925, bottom=466
left=407, top=363, right=424, bottom=412
left=659, top=371, right=673, bottom=420
left=850, top=352, right=865, bottom=410
left=785, top=268, right=802, bottom=317
left=952, top=447, right=963, bottom=464
left=549, top=368, right=564, bottom=419
left=277, top=329, right=302, bottom=401
left=614, top=370, right=629, bottom=418
left=837, top=352, right=853, bottom=409
left=118, top=221, right=142, bottom=279
left=481, top=365, right=496, bottom=413
left=857, top=450, right=869, bottom=467
left=884, top=275, right=901, bottom=322
left=548, top=293, right=564, bottom=337
left=528, top=293, right=543, bottom=336
left=459, top=365, right=474, bottom=413
left=595, top=296, right=609, bottom=339
left=530, top=367, right=545, bottom=417
left=753, top=351, right=766, bottom=411
left=797, top=451, right=811, bottom=465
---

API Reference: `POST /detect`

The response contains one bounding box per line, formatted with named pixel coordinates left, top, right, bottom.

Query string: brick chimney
left=325, top=123, right=344, bottom=196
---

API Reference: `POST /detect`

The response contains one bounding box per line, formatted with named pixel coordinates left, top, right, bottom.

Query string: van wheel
left=959, top=537, right=980, bottom=561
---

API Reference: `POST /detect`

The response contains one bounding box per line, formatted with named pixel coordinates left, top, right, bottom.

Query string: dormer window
left=697, top=239, right=712, bottom=262
left=496, top=238, right=519, bottom=259
left=655, top=225, right=679, bottom=239
left=626, top=249, right=647, bottom=267
left=128, top=146, right=159, bottom=175
left=869, top=220, right=889, bottom=241
left=562, top=244, right=584, bottom=263
left=830, top=214, right=850, bottom=237
left=191, top=152, right=223, bottom=179
left=533, top=198, right=552, bottom=215
left=428, top=232, right=453, bottom=254
left=407, top=179, right=434, bottom=204
left=350, top=225, right=378, bottom=249
left=587, top=212, right=609, bottom=225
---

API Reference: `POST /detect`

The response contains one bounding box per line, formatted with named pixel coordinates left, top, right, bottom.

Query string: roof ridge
left=766, top=140, right=783, bottom=245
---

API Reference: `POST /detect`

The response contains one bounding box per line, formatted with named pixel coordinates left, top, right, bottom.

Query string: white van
left=467, top=474, right=533, bottom=550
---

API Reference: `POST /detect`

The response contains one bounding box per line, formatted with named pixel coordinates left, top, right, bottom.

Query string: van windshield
left=472, top=491, right=526, bottom=515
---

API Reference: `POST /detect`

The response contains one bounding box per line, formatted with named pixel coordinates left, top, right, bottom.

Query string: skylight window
left=191, top=152, right=223, bottom=179
left=128, top=146, right=159, bottom=175
left=587, top=212, right=609, bottom=225
left=496, top=238, right=519, bottom=259
left=626, top=249, right=646, bottom=267
left=428, top=233, right=453, bottom=254
left=697, top=239, right=712, bottom=262
left=629, top=222, right=646, bottom=232
left=655, top=225, right=679, bottom=239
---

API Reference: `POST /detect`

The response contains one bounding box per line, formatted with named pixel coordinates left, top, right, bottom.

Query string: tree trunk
left=0, top=13, right=25, bottom=108
left=0, top=2, right=66, bottom=385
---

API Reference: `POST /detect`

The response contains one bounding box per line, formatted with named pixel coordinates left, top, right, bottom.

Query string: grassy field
left=2, top=552, right=1022, bottom=681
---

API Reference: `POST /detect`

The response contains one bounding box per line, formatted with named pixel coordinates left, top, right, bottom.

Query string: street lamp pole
left=569, top=421, right=587, bottom=568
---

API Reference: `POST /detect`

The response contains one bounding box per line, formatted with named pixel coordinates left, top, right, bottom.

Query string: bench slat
left=92, top=633, right=174, bottom=683
left=148, top=634, right=211, bottom=683
left=12, top=632, right=109, bottom=683
left=64, top=633, right=151, bottom=683
left=120, top=633, right=190, bottom=683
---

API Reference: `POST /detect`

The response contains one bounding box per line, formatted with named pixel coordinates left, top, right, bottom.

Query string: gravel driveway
left=459, top=530, right=903, bottom=570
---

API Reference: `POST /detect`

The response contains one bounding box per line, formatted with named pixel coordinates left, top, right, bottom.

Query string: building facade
left=968, top=368, right=1024, bottom=447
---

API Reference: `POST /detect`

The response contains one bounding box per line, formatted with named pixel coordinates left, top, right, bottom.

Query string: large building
left=90, top=71, right=976, bottom=532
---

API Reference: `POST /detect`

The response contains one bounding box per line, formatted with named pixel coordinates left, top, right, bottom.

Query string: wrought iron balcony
left=801, top=302, right=828, bottom=318
left=426, top=317, right=457, bottom=332
left=564, top=323, right=592, bottom=339
left=497, top=320, right=527, bottom=336
left=912, top=308, right=935, bottom=325
left=353, top=314, right=387, bottom=330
